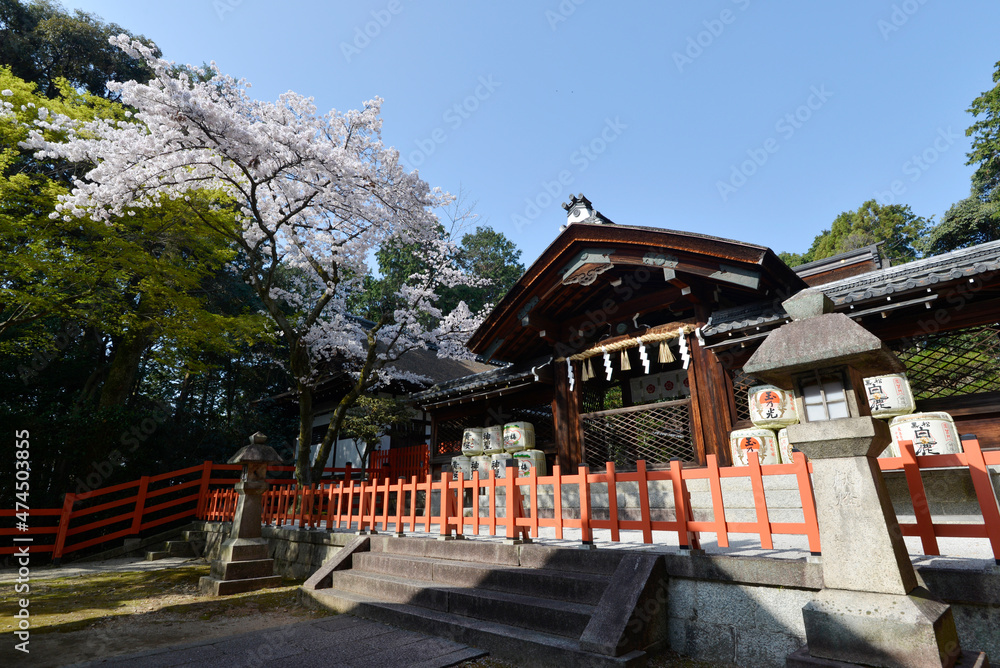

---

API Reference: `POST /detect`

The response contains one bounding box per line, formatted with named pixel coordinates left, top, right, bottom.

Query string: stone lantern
left=744, top=290, right=986, bottom=668
left=200, top=432, right=284, bottom=596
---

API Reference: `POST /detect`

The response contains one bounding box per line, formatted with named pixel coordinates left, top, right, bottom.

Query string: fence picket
left=961, top=435, right=1000, bottom=564
left=899, top=439, right=939, bottom=555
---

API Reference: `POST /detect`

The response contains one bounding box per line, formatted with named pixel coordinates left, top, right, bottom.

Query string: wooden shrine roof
left=467, top=222, right=806, bottom=364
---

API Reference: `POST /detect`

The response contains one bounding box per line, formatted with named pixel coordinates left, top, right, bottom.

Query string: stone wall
left=661, top=552, right=1000, bottom=667
left=193, top=520, right=358, bottom=579
left=189, top=521, right=1000, bottom=667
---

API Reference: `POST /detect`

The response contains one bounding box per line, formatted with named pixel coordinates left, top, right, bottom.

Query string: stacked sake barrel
left=729, top=385, right=799, bottom=466
left=454, top=422, right=546, bottom=479
left=862, top=373, right=962, bottom=457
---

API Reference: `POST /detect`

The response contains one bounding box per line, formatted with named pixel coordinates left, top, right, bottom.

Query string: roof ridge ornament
left=562, top=193, right=614, bottom=228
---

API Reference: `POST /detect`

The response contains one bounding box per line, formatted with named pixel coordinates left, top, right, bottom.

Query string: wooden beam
left=611, top=249, right=763, bottom=291
left=685, top=332, right=735, bottom=467
left=559, top=287, right=685, bottom=340
left=552, top=359, right=585, bottom=470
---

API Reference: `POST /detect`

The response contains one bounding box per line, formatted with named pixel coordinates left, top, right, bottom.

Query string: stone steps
left=300, top=535, right=664, bottom=667
left=350, top=551, right=610, bottom=605
left=144, top=533, right=204, bottom=561
left=326, top=569, right=596, bottom=638
left=301, top=586, right=646, bottom=668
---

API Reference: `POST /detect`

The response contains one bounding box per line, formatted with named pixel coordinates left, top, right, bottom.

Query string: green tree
left=787, top=199, right=928, bottom=266
left=444, top=226, right=525, bottom=314
left=0, top=68, right=259, bottom=408
left=966, top=59, right=1000, bottom=205
left=922, top=193, right=1000, bottom=256
left=342, top=395, right=411, bottom=473
left=0, top=0, right=157, bottom=99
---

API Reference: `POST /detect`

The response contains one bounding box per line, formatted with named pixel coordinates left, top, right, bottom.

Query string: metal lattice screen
left=888, top=323, right=1000, bottom=400
left=582, top=399, right=694, bottom=470
left=730, top=367, right=755, bottom=423
left=435, top=419, right=464, bottom=456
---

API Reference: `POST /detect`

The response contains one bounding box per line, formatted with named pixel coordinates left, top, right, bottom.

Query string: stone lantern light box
left=744, top=289, right=988, bottom=667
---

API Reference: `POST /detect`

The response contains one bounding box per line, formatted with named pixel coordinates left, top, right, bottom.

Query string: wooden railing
left=8, top=439, right=1000, bottom=563
left=200, top=436, right=1000, bottom=562
left=1, top=447, right=430, bottom=562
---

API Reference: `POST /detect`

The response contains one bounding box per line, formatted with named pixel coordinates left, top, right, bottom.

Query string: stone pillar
left=200, top=432, right=284, bottom=596
left=743, top=289, right=988, bottom=668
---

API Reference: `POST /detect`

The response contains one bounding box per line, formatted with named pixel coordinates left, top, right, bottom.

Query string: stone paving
left=69, top=614, right=486, bottom=668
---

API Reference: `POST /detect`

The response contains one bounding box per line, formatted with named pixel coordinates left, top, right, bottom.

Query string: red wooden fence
left=1, top=445, right=430, bottom=561
left=196, top=436, right=1000, bottom=563
left=7, top=439, right=1000, bottom=563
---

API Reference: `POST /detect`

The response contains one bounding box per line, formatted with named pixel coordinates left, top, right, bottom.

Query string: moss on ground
left=0, top=563, right=326, bottom=636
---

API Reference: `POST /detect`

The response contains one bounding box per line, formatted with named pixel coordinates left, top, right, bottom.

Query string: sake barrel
left=490, top=453, right=515, bottom=479
left=461, top=427, right=484, bottom=456
left=889, top=412, right=962, bottom=456
left=748, top=384, right=799, bottom=429
left=863, top=373, right=916, bottom=419
left=482, top=425, right=505, bottom=454
left=729, top=427, right=780, bottom=467
left=503, top=421, right=535, bottom=453
left=470, top=454, right=493, bottom=478
left=776, top=428, right=793, bottom=464
left=451, top=455, right=472, bottom=481
left=513, top=449, right=547, bottom=477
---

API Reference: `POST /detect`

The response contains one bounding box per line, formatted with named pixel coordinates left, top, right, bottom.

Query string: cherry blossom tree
left=22, top=36, right=483, bottom=484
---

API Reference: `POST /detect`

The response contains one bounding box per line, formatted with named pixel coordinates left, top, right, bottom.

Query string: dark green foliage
left=0, top=0, right=158, bottom=99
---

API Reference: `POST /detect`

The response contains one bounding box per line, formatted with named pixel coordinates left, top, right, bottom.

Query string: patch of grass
left=0, top=564, right=321, bottom=635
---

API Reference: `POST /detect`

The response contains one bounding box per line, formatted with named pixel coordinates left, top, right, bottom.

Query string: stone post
left=744, top=289, right=988, bottom=668
left=200, top=432, right=284, bottom=596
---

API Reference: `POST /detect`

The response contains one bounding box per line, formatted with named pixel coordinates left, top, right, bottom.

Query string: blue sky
left=62, top=0, right=1000, bottom=267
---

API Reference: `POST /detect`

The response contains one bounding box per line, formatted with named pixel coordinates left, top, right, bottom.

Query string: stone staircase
left=299, top=535, right=665, bottom=667
left=145, top=529, right=207, bottom=561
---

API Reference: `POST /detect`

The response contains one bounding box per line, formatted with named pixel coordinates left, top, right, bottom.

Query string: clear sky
left=61, top=0, right=1000, bottom=267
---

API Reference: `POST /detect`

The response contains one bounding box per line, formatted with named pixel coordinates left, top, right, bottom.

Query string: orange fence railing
left=1, top=446, right=430, bottom=562
left=199, top=436, right=1000, bottom=563
left=200, top=451, right=823, bottom=552
left=8, top=439, right=1000, bottom=563
left=878, top=435, right=1000, bottom=561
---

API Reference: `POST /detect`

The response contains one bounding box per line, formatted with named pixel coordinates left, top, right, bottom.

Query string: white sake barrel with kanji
left=451, top=455, right=472, bottom=480
left=730, top=427, right=780, bottom=467
left=490, top=453, right=515, bottom=478
left=776, top=428, right=794, bottom=464
left=748, top=385, right=799, bottom=429
left=863, top=373, right=916, bottom=419
left=482, top=425, right=504, bottom=454
left=503, top=422, right=534, bottom=453
left=461, top=428, right=484, bottom=456
left=470, top=455, right=493, bottom=478
left=513, top=449, right=547, bottom=477
left=889, top=412, right=962, bottom=456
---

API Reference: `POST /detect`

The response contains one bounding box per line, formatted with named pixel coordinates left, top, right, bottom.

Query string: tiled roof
left=703, top=241, right=1000, bottom=336
left=410, top=356, right=553, bottom=404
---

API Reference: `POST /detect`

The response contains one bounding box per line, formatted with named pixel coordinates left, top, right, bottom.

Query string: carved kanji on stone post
left=745, top=289, right=989, bottom=668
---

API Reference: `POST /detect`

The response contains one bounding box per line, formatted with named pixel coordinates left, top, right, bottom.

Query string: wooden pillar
left=686, top=333, right=735, bottom=467
left=552, top=359, right=585, bottom=470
